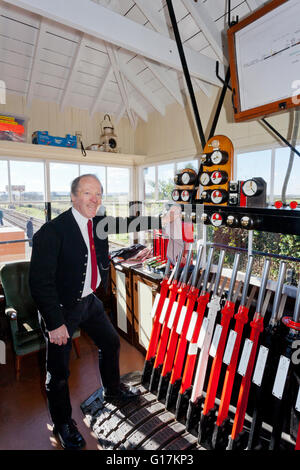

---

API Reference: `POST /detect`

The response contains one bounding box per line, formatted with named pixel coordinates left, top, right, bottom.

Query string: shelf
left=0, top=140, right=145, bottom=166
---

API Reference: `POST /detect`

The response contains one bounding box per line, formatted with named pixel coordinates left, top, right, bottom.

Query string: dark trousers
left=40, top=294, right=120, bottom=425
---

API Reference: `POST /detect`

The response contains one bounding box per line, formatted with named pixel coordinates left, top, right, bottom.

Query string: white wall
left=1, top=88, right=295, bottom=167
left=134, top=86, right=295, bottom=164
left=1, top=93, right=137, bottom=156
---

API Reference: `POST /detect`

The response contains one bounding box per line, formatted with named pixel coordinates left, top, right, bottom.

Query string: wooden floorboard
left=0, top=330, right=145, bottom=451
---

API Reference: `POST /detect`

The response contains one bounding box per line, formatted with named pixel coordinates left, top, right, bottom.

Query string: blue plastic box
left=32, top=131, right=77, bottom=148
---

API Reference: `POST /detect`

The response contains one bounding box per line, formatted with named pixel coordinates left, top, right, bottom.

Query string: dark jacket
left=29, top=208, right=110, bottom=331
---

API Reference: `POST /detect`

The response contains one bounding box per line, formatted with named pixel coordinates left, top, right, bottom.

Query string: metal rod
left=199, top=247, right=214, bottom=294
left=227, top=253, right=240, bottom=302
left=261, top=118, right=300, bottom=158
left=240, top=255, right=254, bottom=306
left=208, top=66, right=231, bottom=140
left=270, top=261, right=287, bottom=324
left=256, top=259, right=271, bottom=314
left=166, top=0, right=206, bottom=150
left=208, top=242, right=300, bottom=263
left=191, top=244, right=203, bottom=287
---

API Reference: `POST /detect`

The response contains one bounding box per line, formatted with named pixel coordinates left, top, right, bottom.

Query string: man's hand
left=49, top=324, right=70, bottom=346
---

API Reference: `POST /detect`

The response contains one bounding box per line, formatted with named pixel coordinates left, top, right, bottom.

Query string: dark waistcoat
left=29, top=208, right=109, bottom=331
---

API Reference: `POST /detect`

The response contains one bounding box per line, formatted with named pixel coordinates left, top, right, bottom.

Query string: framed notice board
left=228, top=0, right=300, bottom=122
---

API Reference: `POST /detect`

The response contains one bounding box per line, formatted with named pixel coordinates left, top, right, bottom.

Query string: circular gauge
left=242, top=178, right=264, bottom=197
left=199, top=172, right=211, bottom=186
left=181, top=190, right=190, bottom=202
left=211, top=170, right=228, bottom=185
left=211, top=150, right=228, bottom=165
left=181, top=171, right=196, bottom=185
left=171, top=189, right=180, bottom=201
left=211, top=212, right=224, bottom=227
left=211, top=189, right=228, bottom=204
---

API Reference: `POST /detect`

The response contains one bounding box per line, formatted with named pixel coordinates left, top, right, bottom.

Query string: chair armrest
left=5, top=307, right=17, bottom=319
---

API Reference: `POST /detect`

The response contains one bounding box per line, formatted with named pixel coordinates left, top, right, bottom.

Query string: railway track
left=1, top=208, right=44, bottom=233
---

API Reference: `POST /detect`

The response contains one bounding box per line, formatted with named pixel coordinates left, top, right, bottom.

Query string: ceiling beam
left=3, top=0, right=225, bottom=86
left=143, top=59, right=184, bottom=107
left=181, top=0, right=227, bottom=65
left=60, top=34, right=88, bottom=112
left=105, top=43, right=136, bottom=127
left=119, top=61, right=166, bottom=116
left=114, top=102, right=126, bottom=125
left=129, top=96, right=148, bottom=122
left=133, top=1, right=185, bottom=108
left=90, top=64, right=113, bottom=117
left=26, top=18, right=48, bottom=107
left=134, top=0, right=170, bottom=36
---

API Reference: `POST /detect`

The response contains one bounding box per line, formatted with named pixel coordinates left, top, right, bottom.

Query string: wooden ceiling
left=0, top=0, right=268, bottom=126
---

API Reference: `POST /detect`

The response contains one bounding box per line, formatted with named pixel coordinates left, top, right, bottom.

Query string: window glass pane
left=10, top=160, right=45, bottom=202
left=157, top=163, right=175, bottom=200
left=106, top=167, right=130, bottom=247
left=252, top=231, right=300, bottom=280
left=0, top=201, right=45, bottom=265
left=144, top=166, right=155, bottom=200
left=50, top=162, right=79, bottom=201
left=0, top=160, right=8, bottom=201
left=80, top=164, right=106, bottom=195
left=274, top=146, right=300, bottom=200
left=236, top=150, right=272, bottom=198
left=206, top=226, right=249, bottom=272
left=176, top=160, right=198, bottom=171
left=106, top=167, right=129, bottom=204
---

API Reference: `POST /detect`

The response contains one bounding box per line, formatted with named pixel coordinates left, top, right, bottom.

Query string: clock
left=242, top=178, right=264, bottom=197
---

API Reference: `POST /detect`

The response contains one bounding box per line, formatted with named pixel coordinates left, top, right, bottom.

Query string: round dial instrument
left=211, top=189, right=228, bottom=204
left=211, top=170, right=228, bottom=185
left=199, top=172, right=211, bottom=186
left=211, top=212, right=224, bottom=227
left=181, top=190, right=190, bottom=202
left=171, top=189, right=180, bottom=201
left=211, top=150, right=228, bottom=165
left=181, top=170, right=196, bottom=185
left=242, top=178, right=264, bottom=197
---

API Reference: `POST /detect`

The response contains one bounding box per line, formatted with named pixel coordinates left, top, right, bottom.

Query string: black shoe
left=53, top=419, right=86, bottom=450
left=103, top=383, right=141, bottom=404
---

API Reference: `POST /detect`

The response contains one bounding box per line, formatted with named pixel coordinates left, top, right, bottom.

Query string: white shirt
left=72, top=207, right=100, bottom=297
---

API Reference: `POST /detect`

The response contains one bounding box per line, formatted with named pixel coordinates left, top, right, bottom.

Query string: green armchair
left=0, top=261, right=80, bottom=380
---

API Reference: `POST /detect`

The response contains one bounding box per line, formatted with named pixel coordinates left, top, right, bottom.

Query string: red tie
left=87, top=219, right=98, bottom=291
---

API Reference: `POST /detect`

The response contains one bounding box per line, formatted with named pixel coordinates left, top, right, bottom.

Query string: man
left=26, top=217, right=33, bottom=246
left=29, top=174, right=138, bottom=450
